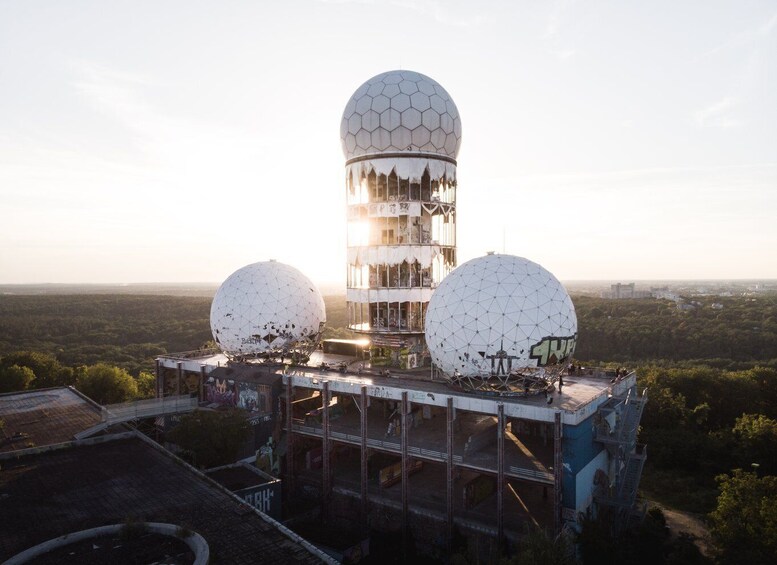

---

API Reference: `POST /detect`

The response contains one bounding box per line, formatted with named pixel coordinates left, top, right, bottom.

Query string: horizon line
left=2, top=278, right=776, bottom=286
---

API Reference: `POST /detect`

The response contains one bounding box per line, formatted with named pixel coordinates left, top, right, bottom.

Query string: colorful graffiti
left=238, top=382, right=266, bottom=413
left=205, top=377, right=236, bottom=406
left=529, top=334, right=577, bottom=367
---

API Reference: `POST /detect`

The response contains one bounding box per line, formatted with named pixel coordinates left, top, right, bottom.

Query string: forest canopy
left=1, top=293, right=776, bottom=375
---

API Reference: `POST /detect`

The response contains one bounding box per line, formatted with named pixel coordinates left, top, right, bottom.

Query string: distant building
left=601, top=283, right=652, bottom=299
left=652, top=287, right=681, bottom=301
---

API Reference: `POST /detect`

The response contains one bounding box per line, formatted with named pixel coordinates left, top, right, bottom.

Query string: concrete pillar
left=446, top=396, right=454, bottom=553
left=154, top=359, right=161, bottom=398
left=199, top=365, right=206, bottom=402
left=285, top=379, right=294, bottom=497
left=360, top=386, right=368, bottom=520
left=497, top=403, right=505, bottom=545
left=322, top=381, right=331, bottom=523
left=176, top=362, right=182, bottom=396
left=554, top=410, right=563, bottom=536
left=401, top=391, right=409, bottom=557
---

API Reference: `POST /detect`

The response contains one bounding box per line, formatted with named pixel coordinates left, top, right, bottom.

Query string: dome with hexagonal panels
left=341, top=70, right=461, bottom=161
left=210, top=261, right=326, bottom=360
left=425, top=254, right=577, bottom=395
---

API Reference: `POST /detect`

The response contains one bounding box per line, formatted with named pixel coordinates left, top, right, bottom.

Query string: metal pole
left=285, top=378, right=295, bottom=497
left=401, top=391, right=409, bottom=558
left=322, top=381, right=331, bottom=524
left=360, top=385, right=368, bottom=520
left=447, top=396, right=454, bottom=554
left=554, top=410, right=563, bottom=536
left=497, top=403, right=505, bottom=545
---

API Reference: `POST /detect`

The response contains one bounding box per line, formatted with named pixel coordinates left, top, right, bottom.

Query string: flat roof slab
left=0, top=436, right=332, bottom=564
left=156, top=352, right=636, bottom=425
left=286, top=370, right=636, bottom=425
left=0, top=388, right=102, bottom=453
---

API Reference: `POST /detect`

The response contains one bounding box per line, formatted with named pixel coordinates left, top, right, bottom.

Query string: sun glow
left=347, top=220, right=371, bottom=247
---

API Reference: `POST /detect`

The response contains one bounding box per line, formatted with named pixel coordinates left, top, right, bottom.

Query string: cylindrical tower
left=341, top=70, right=461, bottom=368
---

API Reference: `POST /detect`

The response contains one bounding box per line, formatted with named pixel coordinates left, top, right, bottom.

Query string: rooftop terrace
left=157, top=349, right=634, bottom=425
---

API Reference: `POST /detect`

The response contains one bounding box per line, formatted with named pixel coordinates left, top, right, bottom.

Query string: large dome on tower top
left=340, top=70, right=462, bottom=161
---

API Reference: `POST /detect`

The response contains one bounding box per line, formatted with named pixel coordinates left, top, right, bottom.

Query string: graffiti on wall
left=163, top=371, right=178, bottom=397
left=238, top=382, right=268, bottom=413
left=529, top=334, right=578, bottom=367
left=205, top=377, right=236, bottom=406
left=236, top=481, right=281, bottom=519
left=181, top=372, right=200, bottom=394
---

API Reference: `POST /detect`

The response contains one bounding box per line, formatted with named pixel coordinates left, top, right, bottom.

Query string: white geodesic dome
left=425, top=254, right=577, bottom=394
left=210, top=261, right=326, bottom=359
left=340, top=70, right=461, bottom=160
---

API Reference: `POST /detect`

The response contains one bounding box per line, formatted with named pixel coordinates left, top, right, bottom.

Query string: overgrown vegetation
left=637, top=365, right=777, bottom=515
left=166, top=409, right=251, bottom=468
left=709, top=470, right=777, bottom=565
left=0, top=350, right=156, bottom=402
left=576, top=508, right=708, bottom=565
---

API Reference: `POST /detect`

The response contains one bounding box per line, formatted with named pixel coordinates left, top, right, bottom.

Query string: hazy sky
left=1, top=0, right=775, bottom=286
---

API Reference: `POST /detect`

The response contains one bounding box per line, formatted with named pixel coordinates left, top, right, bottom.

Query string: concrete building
left=0, top=388, right=336, bottom=564
left=154, top=351, right=648, bottom=553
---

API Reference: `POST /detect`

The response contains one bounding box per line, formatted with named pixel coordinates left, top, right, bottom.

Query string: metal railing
left=74, top=395, right=198, bottom=439
left=157, top=348, right=221, bottom=360
left=103, top=395, right=199, bottom=423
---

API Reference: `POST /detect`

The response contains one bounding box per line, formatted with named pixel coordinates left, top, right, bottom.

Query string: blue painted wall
left=561, top=413, right=604, bottom=508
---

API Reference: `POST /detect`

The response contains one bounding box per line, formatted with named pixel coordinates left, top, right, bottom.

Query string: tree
left=0, top=351, right=73, bottom=388
left=166, top=409, right=251, bottom=468
left=504, top=525, right=575, bottom=565
left=576, top=507, right=709, bottom=565
left=709, top=469, right=777, bottom=565
left=0, top=364, right=35, bottom=393
left=732, top=413, right=777, bottom=475
left=136, top=371, right=156, bottom=399
left=76, top=363, right=138, bottom=404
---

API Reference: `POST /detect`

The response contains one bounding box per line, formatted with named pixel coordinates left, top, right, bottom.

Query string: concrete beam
left=554, top=410, right=563, bottom=536
left=401, top=391, right=409, bottom=558
left=497, top=403, right=505, bottom=545
left=284, top=372, right=637, bottom=426
left=360, top=385, right=368, bottom=520
left=447, top=396, right=454, bottom=554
